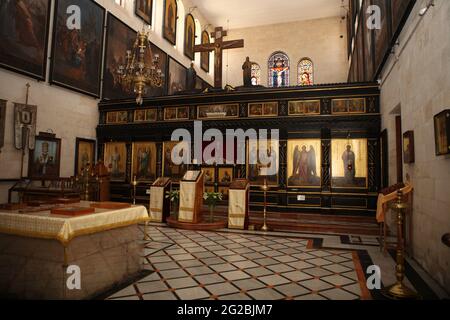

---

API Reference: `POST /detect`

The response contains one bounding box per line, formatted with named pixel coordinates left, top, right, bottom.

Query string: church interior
left=0, top=0, right=449, bottom=302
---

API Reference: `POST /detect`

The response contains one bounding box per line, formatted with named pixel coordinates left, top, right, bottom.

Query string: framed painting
left=163, top=0, right=177, bottom=45
left=248, top=102, right=278, bottom=118
left=247, top=139, right=279, bottom=186
left=145, top=43, right=168, bottom=97
left=168, top=57, right=187, bottom=95
left=287, top=139, right=321, bottom=188
left=331, top=139, right=368, bottom=188
left=135, top=0, right=152, bottom=25
left=184, top=14, right=195, bottom=61
left=434, top=110, right=450, bottom=156
left=28, top=134, right=61, bottom=179
left=132, top=142, right=157, bottom=182
left=201, top=31, right=210, bottom=72
left=134, top=109, right=157, bottom=122
left=0, top=100, right=6, bottom=152
left=218, top=167, right=233, bottom=186
left=164, top=106, right=189, bottom=121
left=202, top=167, right=216, bottom=184
left=403, top=131, right=415, bottom=164
left=197, top=104, right=239, bottom=119
left=50, top=0, right=105, bottom=97
left=75, top=138, right=96, bottom=175
left=104, top=142, right=127, bottom=182
left=0, top=0, right=51, bottom=80
left=332, top=98, right=366, bottom=114
left=103, top=13, right=136, bottom=100
left=162, top=141, right=189, bottom=181
left=288, top=100, right=320, bottom=116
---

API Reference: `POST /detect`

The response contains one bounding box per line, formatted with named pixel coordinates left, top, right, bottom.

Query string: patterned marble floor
left=106, top=225, right=375, bottom=300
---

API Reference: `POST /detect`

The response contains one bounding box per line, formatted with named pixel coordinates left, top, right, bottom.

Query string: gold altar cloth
left=0, top=201, right=149, bottom=245
left=149, top=186, right=164, bottom=222
left=228, top=188, right=248, bottom=229
left=376, top=184, right=413, bottom=223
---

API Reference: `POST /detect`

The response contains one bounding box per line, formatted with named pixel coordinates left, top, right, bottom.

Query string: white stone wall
left=0, top=0, right=213, bottom=202
left=222, top=17, right=349, bottom=87
left=380, top=0, right=450, bottom=292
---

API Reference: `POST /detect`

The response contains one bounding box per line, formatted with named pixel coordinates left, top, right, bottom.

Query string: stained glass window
left=251, top=63, right=261, bottom=86
left=268, top=52, right=290, bottom=87
left=297, top=58, right=314, bottom=86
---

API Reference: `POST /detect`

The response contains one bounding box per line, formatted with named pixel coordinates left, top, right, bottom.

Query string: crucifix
left=194, top=27, right=244, bottom=88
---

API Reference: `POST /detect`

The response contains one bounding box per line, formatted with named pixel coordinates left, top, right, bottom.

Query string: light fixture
left=419, top=0, right=435, bottom=16
left=117, top=27, right=164, bottom=105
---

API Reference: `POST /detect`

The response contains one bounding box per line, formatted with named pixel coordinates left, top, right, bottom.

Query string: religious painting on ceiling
left=248, top=102, right=278, bottom=118
left=163, top=141, right=189, bottom=181
left=373, top=0, right=391, bottom=71
left=268, top=51, right=290, bottom=87
left=104, top=142, right=127, bottom=182
left=145, top=43, right=168, bottom=97
left=297, top=58, right=314, bottom=86
left=135, top=0, right=152, bottom=25
left=103, top=14, right=136, bottom=100
left=363, top=0, right=374, bottom=81
left=28, top=134, right=61, bottom=180
left=197, top=104, right=239, bottom=120
left=331, top=98, right=366, bottom=114
left=0, top=0, right=51, bottom=80
left=251, top=63, right=261, bottom=86
left=168, top=57, right=187, bottom=95
left=132, top=142, right=157, bottom=182
left=75, top=138, right=96, bottom=176
left=163, top=0, right=177, bottom=45
left=331, top=139, right=368, bottom=188
left=247, top=139, right=279, bottom=186
left=201, top=31, right=210, bottom=72
left=106, top=111, right=128, bottom=124
left=288, top=100, right=321, bottom=116
left=434, top=110, right=450, bottom=156
left=287, top=139, right=321, bottom=188
left=134, top=109, right=157, bottom=122
left=184, top=14, right=195, bottom=61
left=50, top=0, right=105, bottom=97
left=391, top=0, right=415, bottom=35
left=164, top=106, right=189, bottom=121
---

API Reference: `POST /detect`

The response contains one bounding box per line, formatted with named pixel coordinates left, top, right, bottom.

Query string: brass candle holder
left=131, top=175, right=138, bottom=205
left=260, top=177, right=269, bottom=232
left=382, top=190, right=420, bottom=300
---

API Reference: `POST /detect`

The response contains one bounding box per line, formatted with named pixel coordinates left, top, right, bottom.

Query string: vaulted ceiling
left=189, top=0, right=348, bottom=29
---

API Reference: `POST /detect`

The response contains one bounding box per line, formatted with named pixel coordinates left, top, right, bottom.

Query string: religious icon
left=287, top=140, right=321, bottom=187
left=117, top=111, right=128, bottom=123
left=132, top=142, right=157, bottom=182
left=50, top=0, right=105, bottom=97
left=197, top=104, right=239, bottom=119
left=14, top=103, right=37, bottom=150
left=403, top=131, right=415, bottom=164
left=332, top=98, right=365, bottom=114
left=135, top=0, right=152, bottom=25
left=163, top=0, right=177, bottom=45
left=248, top=102, right=278, bottom=117
left=248, top=104, right=263, bottom=117
left=332, top=99, right=349, bottom=114
left=165, top=108, right=177, bottom=120
left=164, top=107, right=188, bottom=120
left=331, top=139, right=368, bottom=188
left=218, top=168, right=233, bottom=185
left=106, top=112, right=118, bottom=124
left=28, top=135, right=61, bottom=179
left=247, top=139, right=279, bottom=186
left=434, top=110, right=450, bottom=156
left=104, top=142, right=127, bottom=182
left=146, top=109, right=157, bottom=121
left=168, top=57, right=187, bottom=95
left=75, top=138, right=96, bottom=175
left=184, top=14, right=195, bottom=61
left=134, top=110, right=146, bottom=122
left=201, top=31, right=210, bottom=72
left=0, top=0, right=51, bottom=80
left=288, top=100, right=320, bottom=116
left=177, top=107, right=189, bottom=120
left=201, top=167, right=215, bottom=184
left=268, top=52, right=290, bottom=88
left=162, top=141, right=189, bottom=181
left=103, top=14, right=136, bottom=100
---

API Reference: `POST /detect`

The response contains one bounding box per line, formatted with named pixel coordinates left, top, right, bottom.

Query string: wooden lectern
left=178, top=171, right=204, bottom=223
left=149, top=177, right=172, bottom=222
left=228, top=179, right=250, bottom=230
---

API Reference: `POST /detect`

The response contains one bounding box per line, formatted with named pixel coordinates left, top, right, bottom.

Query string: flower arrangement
left=165, top=189, right=180, bottom=218
left=203, top=191, right=223, bottom=222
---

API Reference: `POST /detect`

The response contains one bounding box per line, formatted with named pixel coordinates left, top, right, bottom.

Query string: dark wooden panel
left=373, top=0, right=391, bottom=73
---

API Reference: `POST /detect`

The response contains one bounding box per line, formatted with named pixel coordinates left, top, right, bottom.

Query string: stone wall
left=379, top=0, right=450, bottom=292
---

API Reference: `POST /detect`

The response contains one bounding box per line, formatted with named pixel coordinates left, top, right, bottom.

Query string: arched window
left=298, top=58, right=314, bottom=86
left=251, top=63, right=261, bottom=86
left=268, top=51, right=290, bottom=87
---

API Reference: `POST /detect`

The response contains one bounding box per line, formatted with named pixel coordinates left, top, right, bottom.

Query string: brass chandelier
left=117, top=28, right=164, bottom=105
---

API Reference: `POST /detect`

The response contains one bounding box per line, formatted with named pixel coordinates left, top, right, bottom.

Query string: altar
left=0, top=202, right=149, bottom=300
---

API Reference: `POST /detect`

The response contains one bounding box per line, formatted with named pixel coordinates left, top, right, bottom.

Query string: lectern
left=149, top=177, right=172, bottom=222
left=228, top=179, right=250, bottom=230
left=178, top=171, right=204, bottom=223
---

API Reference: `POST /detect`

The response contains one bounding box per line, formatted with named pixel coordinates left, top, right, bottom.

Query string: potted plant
left=203, top=191, right=223, bottom=222
left=165, top=189, right=180, bottom=219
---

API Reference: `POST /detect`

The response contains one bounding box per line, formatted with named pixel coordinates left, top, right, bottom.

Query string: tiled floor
left=106, top=225, right=375, bottom=300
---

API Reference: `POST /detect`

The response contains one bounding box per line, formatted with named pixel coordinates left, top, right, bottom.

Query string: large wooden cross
left=194, top=27, right=244, bottom=88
